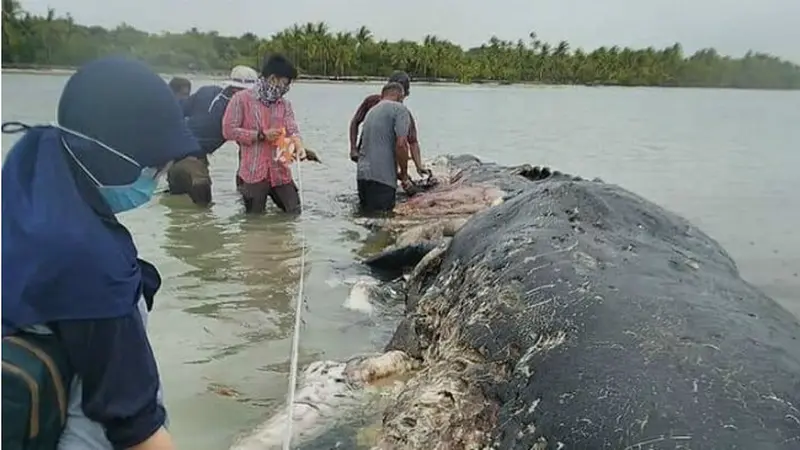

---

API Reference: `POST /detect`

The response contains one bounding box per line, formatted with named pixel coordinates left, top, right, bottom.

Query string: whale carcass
left=228, top=351, right=418, bottom=449
left=370, top=162, right=800, bottom=449
left=361, top=155, right=586, bottom=276
left=233, top=154, right=800, bottom=449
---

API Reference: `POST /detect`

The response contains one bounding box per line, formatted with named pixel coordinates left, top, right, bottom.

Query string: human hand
left=416, top=166, right=432, bottom=178
left=294, top=144, right=307, bottom=162
left=400, top=178, right=414, bottom=193
left=397, top=172, right=410, bottom=186
left=349, top=147, right=359, bottom=163
left=265, top=128, right=283, bottom=142
left=256, top=130, right=266, bottom=141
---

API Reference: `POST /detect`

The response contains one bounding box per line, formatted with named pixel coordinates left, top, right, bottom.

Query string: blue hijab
left=1, top=57, right=200, bottom=336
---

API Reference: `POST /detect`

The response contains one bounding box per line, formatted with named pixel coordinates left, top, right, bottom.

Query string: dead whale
left=359, top=155, right=582, bottom=278
left=375, top=178, right=800, bottom=449
left=228, top=351, right=418, bottom=450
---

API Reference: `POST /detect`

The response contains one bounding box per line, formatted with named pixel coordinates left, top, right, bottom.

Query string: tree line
left=3, top=1, right=800, bottom=89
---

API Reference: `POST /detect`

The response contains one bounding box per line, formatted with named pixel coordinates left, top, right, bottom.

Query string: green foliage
left=3, top=3, right=800, bottom=89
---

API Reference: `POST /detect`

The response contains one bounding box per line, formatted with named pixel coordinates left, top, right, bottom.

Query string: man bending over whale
left=349, top=71, right=431, bottom=178
left=355, top=82, right=412, bottom=214
left=167, top=66, right=259, bottom=206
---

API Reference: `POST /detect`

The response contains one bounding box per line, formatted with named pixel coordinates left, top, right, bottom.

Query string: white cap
left=224, top=65, right=258, bottom=89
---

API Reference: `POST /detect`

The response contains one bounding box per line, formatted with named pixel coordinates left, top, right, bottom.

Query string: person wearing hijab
left=167, top=65, right=260, bottom=206
left=2, top=57, right=200, bottom=450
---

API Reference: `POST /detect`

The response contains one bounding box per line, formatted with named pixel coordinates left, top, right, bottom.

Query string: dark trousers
left=357, top=179, right=397, bottom=215
left=237, top=177, right=301, bottom=214
left=167, top=155, right=212, bottom=206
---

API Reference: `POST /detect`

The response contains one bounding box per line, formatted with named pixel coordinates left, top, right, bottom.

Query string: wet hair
left=261, top=54, right=299, bottom=80
left=168, top=77, right=191, bottom=95
left=382, top=82, right=406, bottom=98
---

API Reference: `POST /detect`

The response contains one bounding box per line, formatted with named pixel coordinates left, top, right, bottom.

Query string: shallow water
left=2, top=72, right=799, bottom=449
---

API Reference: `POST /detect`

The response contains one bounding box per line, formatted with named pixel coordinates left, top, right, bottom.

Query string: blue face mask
left=58, top=125, right=166, bottom=214
left=96, top=167, right=160, bottom=214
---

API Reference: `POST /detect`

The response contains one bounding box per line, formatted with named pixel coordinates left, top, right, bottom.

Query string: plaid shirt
left=221, top=88, right=300, bottom=186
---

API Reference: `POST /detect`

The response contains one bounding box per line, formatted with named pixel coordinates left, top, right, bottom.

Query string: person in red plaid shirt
left=222, top=54, right=307, bottom=214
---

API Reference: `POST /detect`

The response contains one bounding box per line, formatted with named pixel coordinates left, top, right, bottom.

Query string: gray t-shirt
left=356, top=99, right=412, bottom=187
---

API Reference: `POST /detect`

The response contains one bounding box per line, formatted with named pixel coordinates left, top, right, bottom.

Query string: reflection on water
left=160, top=194, right=309, bottom=365
left=4, top=73, right=799, bottom=450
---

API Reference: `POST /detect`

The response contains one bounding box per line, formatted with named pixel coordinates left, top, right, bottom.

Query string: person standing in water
left=2, top=57, right=200, bottom=450
left=222, top=54, right=308, bottom=214
left=349, top=71, right=431, bottom=177
left=167, top=65, right=259, bottom=206
left=355, top=82, right=413, bottom=214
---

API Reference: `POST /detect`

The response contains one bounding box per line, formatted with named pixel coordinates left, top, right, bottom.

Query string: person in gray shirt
left=355, top=82, right=412, bottom=214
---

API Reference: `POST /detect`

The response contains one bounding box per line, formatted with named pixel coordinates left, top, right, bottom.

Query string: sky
left=20, top=0, right=800, bottom=63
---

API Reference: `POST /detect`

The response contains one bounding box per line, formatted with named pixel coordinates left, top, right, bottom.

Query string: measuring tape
left=282, top=149, right=307, bottom=450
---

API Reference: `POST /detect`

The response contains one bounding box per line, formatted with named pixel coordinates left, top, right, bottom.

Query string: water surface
left=3, top=73, right=799, bottom=449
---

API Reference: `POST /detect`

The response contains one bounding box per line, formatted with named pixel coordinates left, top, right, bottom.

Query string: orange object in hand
left=274, top=128, right=297, bottom=164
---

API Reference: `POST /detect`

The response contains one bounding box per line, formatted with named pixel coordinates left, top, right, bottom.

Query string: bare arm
left=221, top=91, right=259, bottom=145
left=130, top=428, right=175, bottom=450
left=407, top=112, right=428, bottom=174
left=394, top=106, right=412, bottom=182
left=283, top=100, right=307, bottom=159
left=349, top=99, right=371, bottom=151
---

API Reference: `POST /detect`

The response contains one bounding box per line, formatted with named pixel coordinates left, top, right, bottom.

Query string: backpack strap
left=4, top=336, right=69, bottom=424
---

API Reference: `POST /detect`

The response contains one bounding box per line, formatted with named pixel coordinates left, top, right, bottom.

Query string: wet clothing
left=236, top=176, right=301, bottom=214
left=170, top=85, right=245, bottom=205
left=357, top=179, right=398, bottom=214
left=167, top=155, right=212, bottom=205
left=355, top=100, right=411, bottom=214
left=222, top=88, right=302, bottom=213
left=2, top=57, right=196, bottom=449
left=356, top=100, right=412, bottom=186
left=351, top=94, right=418, bottom=150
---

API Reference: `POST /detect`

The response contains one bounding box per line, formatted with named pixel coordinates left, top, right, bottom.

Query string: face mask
left=94, top=167, right=161, bottom=214
left=258, top=78, right=290, bottom=103
left=57, top=124, right=164, bottom=214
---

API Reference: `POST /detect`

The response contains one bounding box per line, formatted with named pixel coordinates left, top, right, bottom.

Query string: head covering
left=58, top=56, right=200, bottom=172
left=388, top=71, right=411, bottom=95
left=224, top=65, right=258, bottom=89
left=1, top=56, right=197, bottom=336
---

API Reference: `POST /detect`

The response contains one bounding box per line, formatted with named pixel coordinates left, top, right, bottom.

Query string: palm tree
left=4, top=5, right=800, bottom=90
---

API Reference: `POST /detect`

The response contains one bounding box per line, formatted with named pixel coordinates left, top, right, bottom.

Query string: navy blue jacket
left=182, top=85, right=242, bottom=157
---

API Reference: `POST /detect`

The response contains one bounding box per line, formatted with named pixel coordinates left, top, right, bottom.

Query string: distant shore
left=1, top=65, right=544, bottom=88
left=6, top=65, right=796, bottom=91
left=1, top=66, right=484, bottom=87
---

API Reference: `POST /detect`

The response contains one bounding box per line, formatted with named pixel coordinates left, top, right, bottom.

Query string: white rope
left=282, top=151, right=307, bottom=450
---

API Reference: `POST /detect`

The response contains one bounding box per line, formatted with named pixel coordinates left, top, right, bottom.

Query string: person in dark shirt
left=349, top=71, right=431, bottom=177
left=167, top=65, right=258, bottom=206
left=2, top=56, right=201, bottom=450
left=168, top=76, right=192, bottom=102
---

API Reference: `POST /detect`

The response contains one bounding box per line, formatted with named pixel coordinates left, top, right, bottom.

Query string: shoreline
left=3, top=67, right=799, bottom=91
left=1, top=67, right=473, bottom=87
